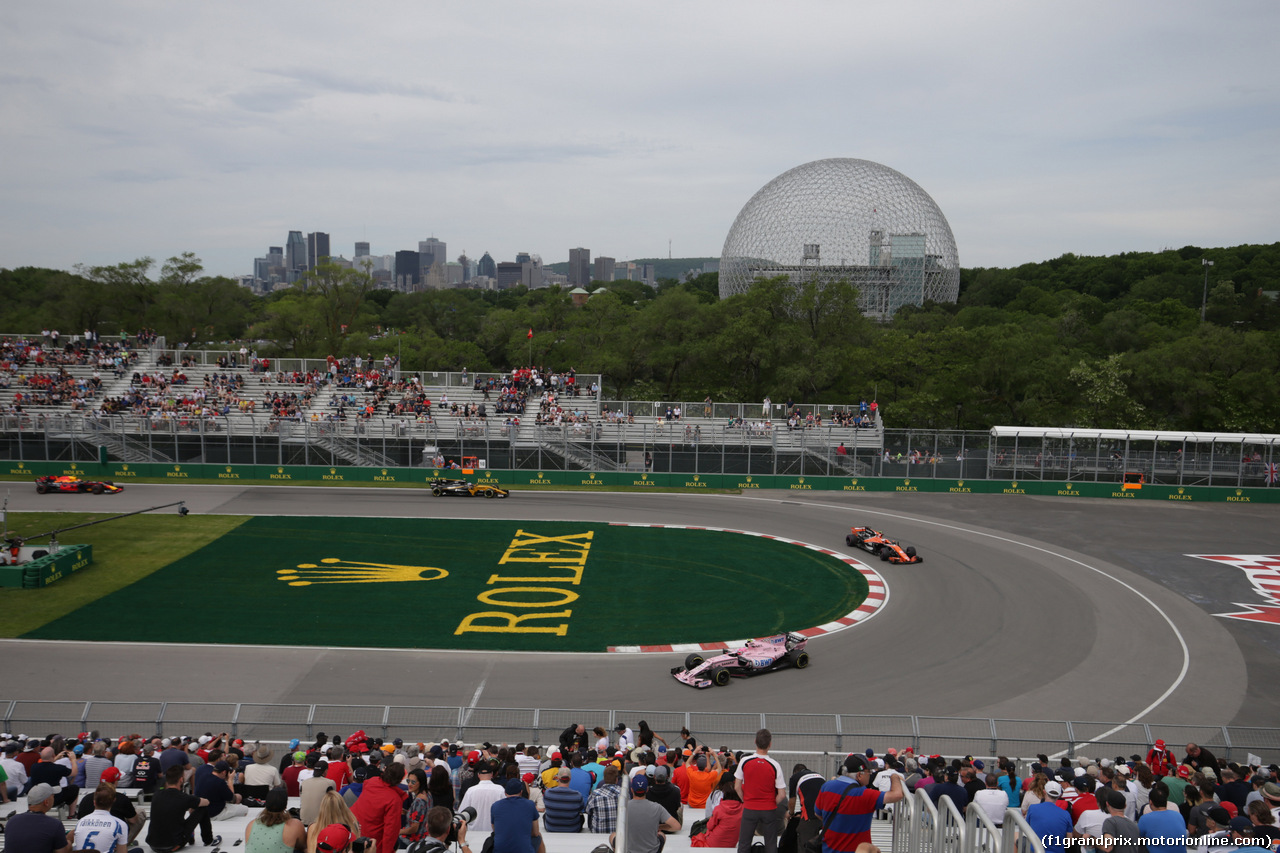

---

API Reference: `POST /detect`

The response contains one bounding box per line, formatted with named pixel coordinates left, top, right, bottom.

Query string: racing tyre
left=32, top=550, right=49, bottom=559
left=905, top=546, right=917, bottom=558
left=92, top=483, right=104, bottom=495
left=711, top=667, right=730, bottom=687
left=483, top=488, right=496, bottom=498
left=879, top=547, right=891, bottom=561
left=684, top=653, right=705, bottom=670
left=791, top=651, right=810, bottom=669
left=36, top=482, right=49, bottom=494
left=431, top=488, right=443, bottom=496
left=846, top=534, right=855, bottom=546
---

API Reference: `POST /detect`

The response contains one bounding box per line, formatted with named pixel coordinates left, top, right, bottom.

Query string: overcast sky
left=2, top=1, right=1277, bottom=280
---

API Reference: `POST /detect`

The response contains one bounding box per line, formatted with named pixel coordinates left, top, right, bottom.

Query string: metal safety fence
left=3, top=701, right=1276, bottom=770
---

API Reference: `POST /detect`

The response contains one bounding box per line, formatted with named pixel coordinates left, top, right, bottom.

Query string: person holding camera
left=351, top=762, right=407, bottom=853
left=407, top=805, right=463, bottom=853
left=686, top=747, right=723, bottom=810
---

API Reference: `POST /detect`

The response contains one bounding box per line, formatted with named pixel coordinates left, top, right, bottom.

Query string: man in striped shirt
left=814, top=754, right=905, bottom=853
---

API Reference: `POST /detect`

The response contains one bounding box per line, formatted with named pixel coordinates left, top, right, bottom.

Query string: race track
left=3, top=484, right=1276, bottom=728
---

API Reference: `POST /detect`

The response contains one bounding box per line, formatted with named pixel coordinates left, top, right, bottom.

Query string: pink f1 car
left=671, top=633, right=809, bottom=688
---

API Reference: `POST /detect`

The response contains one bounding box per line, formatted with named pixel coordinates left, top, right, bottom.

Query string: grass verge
left=0, top=512, right=248, bottom=637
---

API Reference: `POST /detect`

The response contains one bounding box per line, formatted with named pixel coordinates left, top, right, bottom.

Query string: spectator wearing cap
left=196, top=759, right=248, bottom=827
left=543, top=766, right=586, bottom=832
left=614, top=773, right=681, bottom=853
left=928, top=766, right=969, bottom=812
left=1146, top=739, right=1176, bottom=779
left=245, top=743, right=284, bottom=789
left=132, top=743, right=163, bottom=795
left=814, top=754, right=903, bottom=853
left=733, top=728, right=787, bottom=853
left=458, top=760, right=505, bottom=832
left=539, top=750, right=564, bottom=790
left=283, top=749, right=307, bottom=797
left=351, top=762, right=407, bottom=853
left=459, top=749, right=484, bottom=800
left=315, top=823, right=360, bottom=853
left=1190, top=806, right=1234, bottom=852
left=1096, top=788, right=1140, bottom=853
left=8, top=782, right=72, bottom=853
left=616, top=722, right=635, bottom=751
left=2, top=740, right=29, bottom=799
left=586, top=764, right=623, bottom=834
left=649, top=764, right=682, bottom=822
left=1162, top=763, right=1192, bottom=806
left=1137, top=784, right=1185, bottom=853
left=147, top=764, right=212, bottom=851
left=301, top=760, right=337, bottom=826
left=491, top=776, right=545, bottom=853
left=1260, top=782, right=1280, bottom=824
left=1025, top=781, right=1073, bottom=853
left=686, top=747, right=724, bottom=809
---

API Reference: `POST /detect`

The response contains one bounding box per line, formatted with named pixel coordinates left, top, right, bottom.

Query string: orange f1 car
left=845, top=525, right=923, bottom=563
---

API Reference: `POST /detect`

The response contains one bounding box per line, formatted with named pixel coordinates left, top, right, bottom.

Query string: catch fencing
left=3, top=701, right=1276, bottom=773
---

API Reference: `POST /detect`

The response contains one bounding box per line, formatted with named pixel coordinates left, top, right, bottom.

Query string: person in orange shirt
left=686, top=748, right=724, bottom=809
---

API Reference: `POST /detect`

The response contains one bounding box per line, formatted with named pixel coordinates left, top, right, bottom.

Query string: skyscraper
left=355, top=242, right=370, bottom=258
left=457, top=253, right=471, bottom=283
left=285, top=231, right=306, bottom=283
left=569, top=247, right=591, bottom=287
left=593, top=256, right=615, bottom=283
left=478, top=251, right=496, bottom=278
left=395, top=250, right=421, bottom=291
left=307, top=232, right=330, bottom=269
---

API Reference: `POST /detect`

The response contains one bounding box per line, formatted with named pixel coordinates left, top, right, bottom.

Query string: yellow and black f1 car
left=429, top=478, right=510, bottom=498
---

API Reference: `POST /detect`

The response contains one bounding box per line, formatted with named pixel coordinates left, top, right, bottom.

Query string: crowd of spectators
left=0, top=335, right=142, bottom=417
left=2, top=727, right=1277, bottom=853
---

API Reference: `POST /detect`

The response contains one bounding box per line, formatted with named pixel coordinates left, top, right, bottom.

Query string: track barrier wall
left=4, top=458, right=1276, bottom=502
left=1, top=702, right=1275, bottom=769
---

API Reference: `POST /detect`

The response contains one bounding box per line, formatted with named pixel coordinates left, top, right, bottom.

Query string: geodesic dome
left=719, top=158, right=959, bottom=317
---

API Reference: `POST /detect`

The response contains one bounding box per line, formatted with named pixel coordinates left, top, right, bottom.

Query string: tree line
left=2, top=243, right=1278, bottom=431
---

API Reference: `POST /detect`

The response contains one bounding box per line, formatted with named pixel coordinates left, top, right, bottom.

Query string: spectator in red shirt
left=733, top=729, right=787, bottom=853
left=282, top=751, right=306, bottom=797
left=325, top=747, right=353, bottom=788
left=351, top=762, right=407, bottom=853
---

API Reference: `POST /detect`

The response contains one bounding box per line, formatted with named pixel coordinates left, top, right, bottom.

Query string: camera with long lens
left=448, top=807, right=477, bottom=844
left=352, top=839, right=373, bottom=853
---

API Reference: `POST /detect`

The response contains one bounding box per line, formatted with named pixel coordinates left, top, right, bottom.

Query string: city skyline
left=2, top=2, right=1277, bottom=280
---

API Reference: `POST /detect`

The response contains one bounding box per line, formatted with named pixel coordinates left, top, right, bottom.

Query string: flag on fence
left=1267, top=463, right=1279, bottom=485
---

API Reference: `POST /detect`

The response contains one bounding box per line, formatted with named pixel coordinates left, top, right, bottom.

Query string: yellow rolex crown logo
left=121, top=464, right=128, bottom=471
left=694, top=475, right=700, bottom=481
left=1178, top=487, right=1185, bottom=494
left=746, top=476, right=752, bottom=482
left=904, top=479, right=910, bottom=486
left=958, top=480, right=964, bottom=487
left=173, top=465, right=180, bottom=471
left=1011, top=481, right=1018, bottom=488
left=381, top=469, right=387, bottom=475
left=1236, top=489, right=1243, bottom=496
left=226, top=466, right=232, bottom=472
left=278, top=558, right=449, bottom=587
left=590, top=473, right=595, bottom=479
left=798, top=477, right=804, bottom=484
left=538, top=472, right=544, bottom=478
left=850, top=479, right=857, bottom=485
left=277, top=467, right=284, bottom=473
left=330, top=468, right=337, bottom=474
left=641, top=474, right=647, bottom=480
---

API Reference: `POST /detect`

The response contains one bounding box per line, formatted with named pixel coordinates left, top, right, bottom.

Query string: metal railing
left=2, top=702, right=1275, bottom=768
left=894, top=792, right=1044, bottom=853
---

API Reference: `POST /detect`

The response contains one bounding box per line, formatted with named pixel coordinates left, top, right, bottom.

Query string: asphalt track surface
left=3, top=485, right=1277, bottom=728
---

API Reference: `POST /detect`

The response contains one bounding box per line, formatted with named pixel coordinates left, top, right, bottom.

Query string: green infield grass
left=18, top=517, right=868, bottom=652
left=0, top=512, right=248, bottom=637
